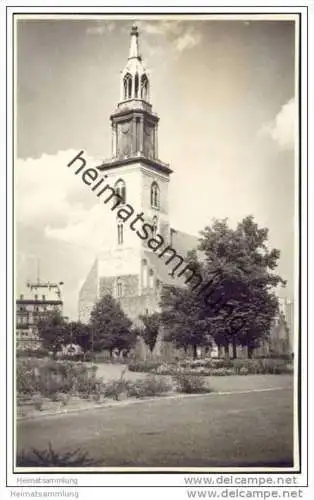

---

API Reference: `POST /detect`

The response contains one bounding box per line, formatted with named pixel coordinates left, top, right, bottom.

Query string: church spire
left=129, top=25, right=141, bottom=60
left=120, top=25, right=149, bottom=103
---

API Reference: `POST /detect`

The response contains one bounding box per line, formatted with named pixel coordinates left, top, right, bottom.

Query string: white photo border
left=2, top=2, right=310, bottom=491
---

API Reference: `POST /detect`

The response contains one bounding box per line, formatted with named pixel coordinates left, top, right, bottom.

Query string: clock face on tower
left=118, top=122, right=131, bottom=157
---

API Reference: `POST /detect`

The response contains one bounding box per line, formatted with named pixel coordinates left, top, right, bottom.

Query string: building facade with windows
left=16, top=281, right=64, bottom=350
left=78, top=26, right=197, bottom=325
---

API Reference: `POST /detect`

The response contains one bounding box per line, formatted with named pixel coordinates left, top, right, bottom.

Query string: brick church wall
left=99, top=275, right=139, bottom=298
left=99, top=276, right=115, bottom=296
left=118, top=292, right=160, bottom=325
left=98, top=273, right=159, bottom=325
left=123, top=275, right=139, bottom=296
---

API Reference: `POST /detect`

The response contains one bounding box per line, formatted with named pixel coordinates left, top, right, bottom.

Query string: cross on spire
left=129, top=24, right=141, bottom=60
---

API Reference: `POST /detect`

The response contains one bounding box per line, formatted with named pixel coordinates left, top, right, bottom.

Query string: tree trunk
left=224, top=345, right=230, bottom=359
left=248, top=345, right=254, bottom=359
left=193, top=344, right=197, bottom=360
left=232, top=338, right=237, bottom=359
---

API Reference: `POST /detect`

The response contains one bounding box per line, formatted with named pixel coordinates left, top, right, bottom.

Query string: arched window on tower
left=141, top=74, right=149, bottom=101
left=128, top=77, right=132, bottom=98
left=123, top=73, right=132, bottom=100
left=134, top=73, right=139, bottom=98
left=114, top=179, right=126, bottom=203
left=151, top=182, right=160, bottom=209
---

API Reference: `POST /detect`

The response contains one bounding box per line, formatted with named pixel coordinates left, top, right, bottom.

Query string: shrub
left=210, top=367, right=235, bottom=376
left=173, top=373, right=211, bottom=394
left=83, top=351, right=96, bottom=362
left=103, top=379, right=130, bottom=400
left=102, top=368, right=129, bottom=400
left=210, top=358, right=234, bottom=369
left=16, top=359, right=104, bottom=400
left=128, top=360, right=161, bottom=373
left=31, top=394, right=44, bottom=411
left=233, top=359, right=257, bottom=374
left=128, top=376, right=172, bottom=398
left=239, top=366, right=249, bottom=376
left=232, top=358, right=293, bottom=375
left=16, top=360, right=40, bottom=395
left=17, top=348, right=49, bottom=358
left=255, top=358, right=290, bottom=374
left=255, top=353, right=293, bottom=361
left=16, top=443, right=101, bottom=467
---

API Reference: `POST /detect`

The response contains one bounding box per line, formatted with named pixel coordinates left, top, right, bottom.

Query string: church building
left=77, top=25, right=293, bottom=359
left=78, top=25, right=198, bottom=325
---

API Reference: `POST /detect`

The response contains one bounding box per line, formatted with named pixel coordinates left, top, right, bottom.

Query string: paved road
left=17, top=386, right=294, bottom=468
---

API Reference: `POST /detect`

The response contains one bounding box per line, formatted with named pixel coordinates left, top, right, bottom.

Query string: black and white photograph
left=11, top=11, right=302, bottom=475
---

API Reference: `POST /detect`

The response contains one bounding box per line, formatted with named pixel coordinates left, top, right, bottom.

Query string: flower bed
left=128, top=358, right=293, bottom=376
left=16, top=358, right=213, bottom=418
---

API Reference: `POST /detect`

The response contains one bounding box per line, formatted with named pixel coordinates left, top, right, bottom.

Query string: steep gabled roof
left=144, top=229, right=201, bottom=288
left=171, top=229, right=199, bottom=259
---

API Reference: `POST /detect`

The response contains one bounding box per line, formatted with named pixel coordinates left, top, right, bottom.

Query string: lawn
left=16, top=373, right=294, bottom=469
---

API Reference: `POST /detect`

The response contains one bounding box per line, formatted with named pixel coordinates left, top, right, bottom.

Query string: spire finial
left=129, top=24, right=140, bottom=60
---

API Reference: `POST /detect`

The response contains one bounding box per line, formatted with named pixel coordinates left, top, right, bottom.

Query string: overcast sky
left=16, top=16, right=296, bottom=318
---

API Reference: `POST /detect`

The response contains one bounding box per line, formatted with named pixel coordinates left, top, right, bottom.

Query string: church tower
left=113, top=25, right=158, bottom=161
left=98, top=24, right=172, bottom=251
left=79, top=25, right=173, bottom=324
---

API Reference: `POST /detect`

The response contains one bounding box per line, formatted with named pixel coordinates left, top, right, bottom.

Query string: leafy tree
left=160, top=216, right=285, bottom=358
left=89, top=295, right=134, bottom=356
left=139, top=312, right=161, bottom=352
left=199, top=216, right=285, bottom=357
left=160, top=284, right=212, bottom=358
left=160, top=252, right=213, bottom=358
left=64, top=321, right=92, bottom=353
left=37, top=311, right=67, bottom=355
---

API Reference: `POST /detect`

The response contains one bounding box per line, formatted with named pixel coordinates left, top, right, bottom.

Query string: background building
left=279, top=297, right=294, bottom=347
left=16, top=280, right=64, bottom=350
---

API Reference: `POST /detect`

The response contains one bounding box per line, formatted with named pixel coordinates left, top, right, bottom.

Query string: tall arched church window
left=142, top=259, right=148, bottom=288
left=151, top=182, right=160, bottom=209
left=117, top=222, right=124, bottom=245
left=114, top=179, right=126, bottom=203
left=141, top=74, right=149, bottom=100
